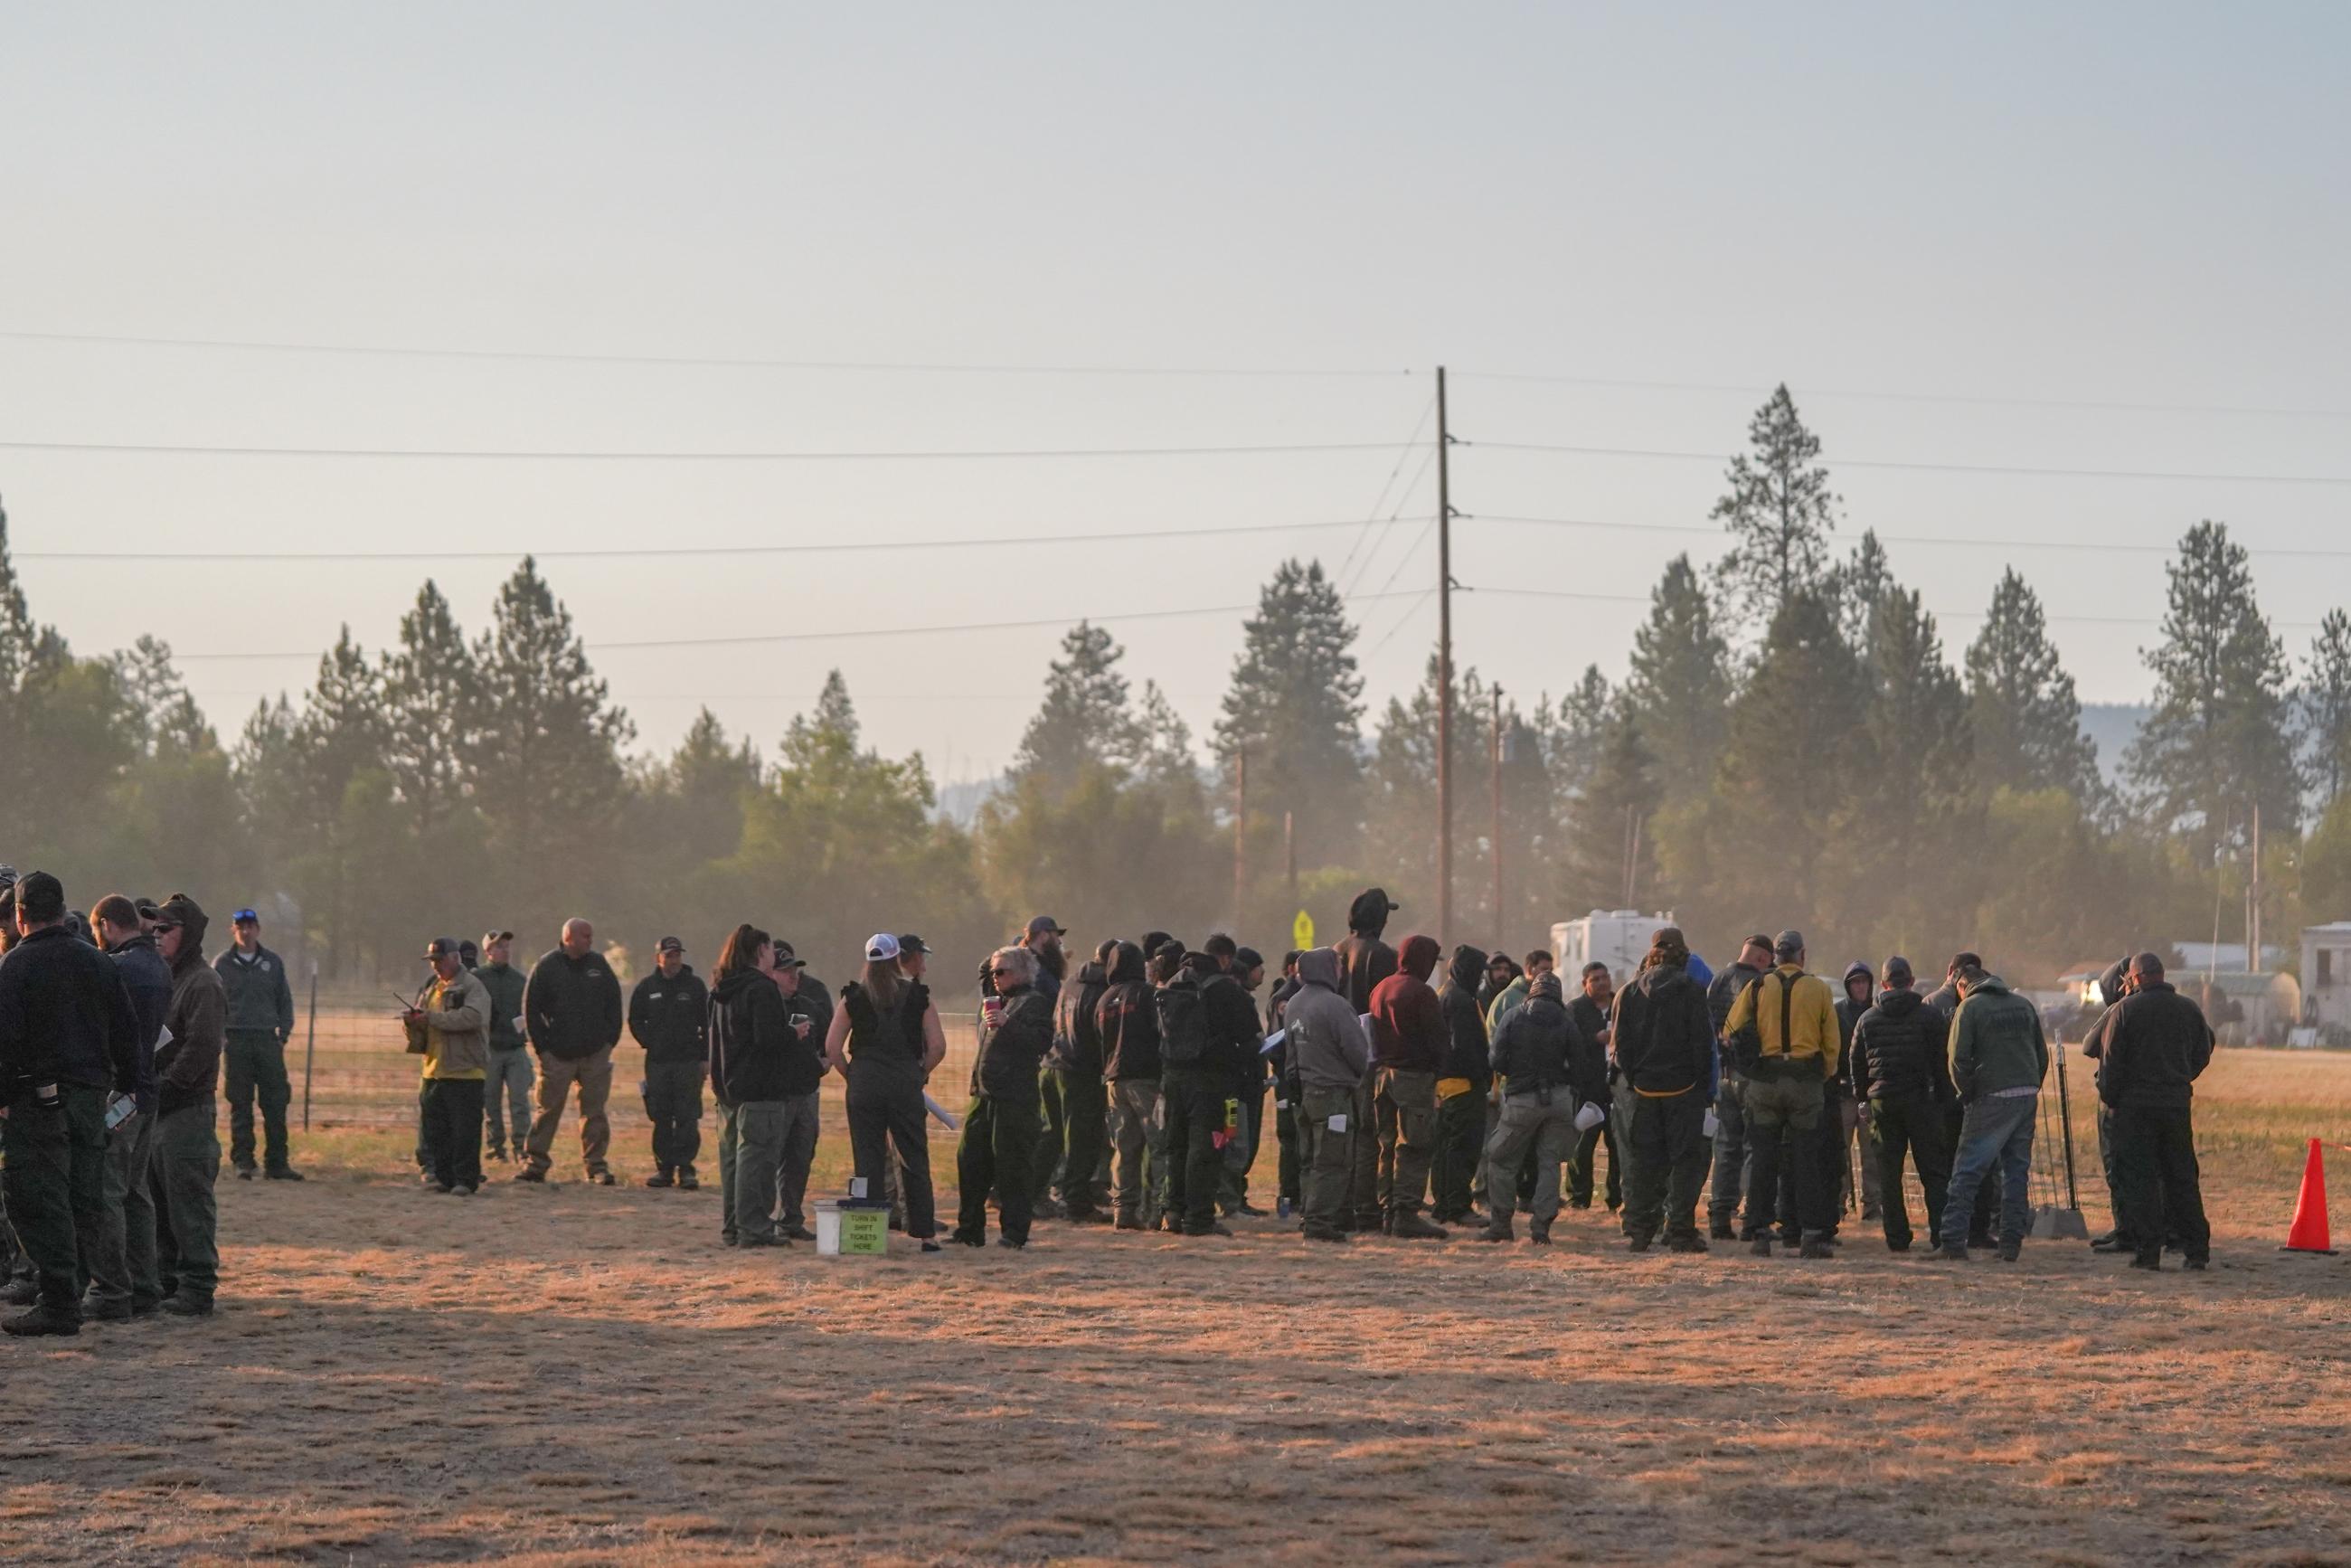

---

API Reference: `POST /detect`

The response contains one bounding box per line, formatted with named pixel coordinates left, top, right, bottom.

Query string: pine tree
left=1851, top=587, right=1969, bottom=846
left=1704, top=590, right=1868, bottom=921
left=2300, top=609, right=2351, bottom=808
left=472, top=558, right=633, bottom=912
left=1964, top=568, right=2101, bottom=801
left=1008, top=621, right=1143, bottom=791
left=2125, top=521, right=2302, bottom=854
left=1624, top=555, right=1732, bottom=799
left=1214, top=559, right=1364, bottom=865
left=382, top=581, right=482, bottom=832
left=1708, top=385, right=1840, bottom=636
left=1131, top=679, right=1198, bottom=791
left=1560, top=703, right=1660, bottom=914
left=1831, top=529, right=1898, bottom=655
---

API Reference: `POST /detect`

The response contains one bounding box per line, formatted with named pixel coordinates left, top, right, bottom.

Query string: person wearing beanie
left=0, top=872, right=141, bottom=1336
left=1848, top=956, right=1954, bottom=1252
left=1722, top=930, right=1841, bottom=1258
left=1365, top=934, right=1449, bottom=1240
left=1478, top=972, right=1600, bottom=1244
left=149, top=893, right=226, bottom=1317
left=1932, top=960, right=2050, bottom=1262
left=1334, top=889, right=1400, bottom=1015
left=1610, top=927, right=1717, bottom=1252
left=1431, top=944, right=1493, bottom=1227
left=1704, top=934, right=1775, bottom=1240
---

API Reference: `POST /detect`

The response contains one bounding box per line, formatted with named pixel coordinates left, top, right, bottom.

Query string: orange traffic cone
left=2282, top=1138, right=2337, bottom=1255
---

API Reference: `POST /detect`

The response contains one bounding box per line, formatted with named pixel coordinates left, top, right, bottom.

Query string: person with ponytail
left=823, top=934, right=947, bottom=1252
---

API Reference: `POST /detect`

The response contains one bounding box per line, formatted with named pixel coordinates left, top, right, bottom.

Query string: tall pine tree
left=2300, top=609, right=2351, bottom=808
left=1214, top=559, right=1364, bottom=867
left=1709, top=385, right=1840, bottom=636
left=2125, top=521, right=2301, bottom=853
left=1964, top=568, right=2101, bottom=801
left=1624, top=555, right=1731, bottom=805
left=1008, top=621, right=1143, bottom=792
left=382, top=580, right=482, bottom=833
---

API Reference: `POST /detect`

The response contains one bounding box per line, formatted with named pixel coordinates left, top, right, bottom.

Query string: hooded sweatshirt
left=156, top=899, right=227, bottom=1117
left=1437, top=944, right=1492, bottom=1088
left=107, top=932, right=172, bottom=1111
left=1285, top=948, right=1370, bottom=1094
left=708, top=968, right=819, bottom=1104
left=1832, top=961, right=1875, bottom=1096
left=1610, top=958, right=1714, bottom=1097
left=972, top=983, right=1053, bottom=1100
left=1947, top=974, right=2048, bottom=1100
left=1367, top=934, right=1446, bottom=1074
left=1333, top=887, right=1400, bottom=1015
left=1051, top=959, right=1110, bottom=1074
left=1095, top=942, right=1159, bottom=1081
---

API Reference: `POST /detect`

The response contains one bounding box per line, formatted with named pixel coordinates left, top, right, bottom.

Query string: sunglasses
left=988, top=966, right=1020, bottom=978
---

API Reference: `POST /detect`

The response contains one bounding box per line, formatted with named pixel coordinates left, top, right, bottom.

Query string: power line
left=1337, top=441, right=1441, bottom=600
left=0, top=437, right=1406, bottom=463
left=1451, top=370, right=2351, bottom=421
left=168, top=590, right=1431, bottom=663
left=0, top=328, right=1414, bottom=381
left=18, top=514, right=1431, bottom=563
left=1468, top=584, right=2333, bottom=630
left=1462, top=439, right=2351, bottom=486
left=1333, top=394, right=1437, bottom=586
left=1466, top=513, right=2351, bottom=561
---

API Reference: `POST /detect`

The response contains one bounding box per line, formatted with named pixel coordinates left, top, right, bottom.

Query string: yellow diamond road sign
left=1292, top=911, right=1315, bottom=950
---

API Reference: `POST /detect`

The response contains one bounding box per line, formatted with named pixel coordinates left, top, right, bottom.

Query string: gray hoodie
left=1286, top=948, right=1370, bottom=1094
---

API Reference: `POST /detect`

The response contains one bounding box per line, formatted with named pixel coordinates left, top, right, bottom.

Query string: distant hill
left=2080, top=703, right=2150, bottom=790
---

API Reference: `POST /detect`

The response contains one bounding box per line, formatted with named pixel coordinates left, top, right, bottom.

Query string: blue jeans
left=1940, top=1093, right=2036, bottom=1250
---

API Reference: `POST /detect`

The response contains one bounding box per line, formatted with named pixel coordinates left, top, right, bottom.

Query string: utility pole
left=1233, top=747, right=1248, bottom=925
left=1284, top=809, right=1298, bottom=914
left=1489, top=683, right=1504, bottom=952
left=2250, top=802, right=2263, bottom=972
left=1436, top=364, right=1454, bottom=945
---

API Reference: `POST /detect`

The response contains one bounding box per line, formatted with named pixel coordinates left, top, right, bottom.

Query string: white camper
left=1551, top=910, right=1676, bottom=988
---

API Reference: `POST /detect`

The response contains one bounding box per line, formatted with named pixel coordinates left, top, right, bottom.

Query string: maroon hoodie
left=1367, top=934, right=1446, bottom=1073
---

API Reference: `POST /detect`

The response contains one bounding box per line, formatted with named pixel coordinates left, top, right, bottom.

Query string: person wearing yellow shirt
left=1721, top=930, right=1841, bottom=1258
left=407, top=937, right=492, bottom=1196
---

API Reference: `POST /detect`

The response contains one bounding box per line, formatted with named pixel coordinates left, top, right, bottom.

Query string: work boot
left=1380, top=1213, right=1396, bottom=1237
left=515, top=1166, right=547, bottom=1183
left=1066, top=1208, right=1111, bottom=1226
left=130, top=1297, right=164, bottom=1319
left=1666, top=1234, right=1709, bottom=1254
left=1799, top=1238, right=1835, bottom=1260
left=645, top=1170, right=675, bottom=1188
left=1303, top=1226, right=1348, bottom=1244
left=785, top=1225, right=817, bottom=1242
left=1113, top=1212, right=1145, bottom=1232
left=2182, top=1258, right=2209, bottom=1272
left=2129, top=1254, right=2161, bottom=1271
left=1997, top=1241, right=2022, bottom=1262
left=1478, top=1218, right=1515, bottom=1243
left=90, top=1299, right=134, bottom=1323
left=486, top=1145, right=509, bottom=1164
left=264, top=1166, right=305, bottom=1182
left=0, top=1278, right=38, bottom=1307
left=1185, top=1223, right=1233, bottom=1239
left=2090, top=1232, right=2129, bottom=1253
left=160, top=1292, right=214, bottom=1318
left=678, top=1167, right=700, bottom=1191
left=2, top=1304, right=81, bottom=1337
left=1709, top=1219, right=1735, bottom=1241
left=235, top=1162, right=256, bottom=1181
left=1233, top=1201, right=1268, bottom=1218
left=1391, top=1213, right=1449, bottom=1241
left=994, top=1236, right=1027, bottom=1250
left=1032, top=1197, right=1064, bottom=1221
left=1627, top=1233, right=1654, bottom=1253
left=590, top=1169, right=617, bottom=1186
left=1749, top=1234, right=1773, bottom=1258
left=1931, top=1242, right=1969, bottom=1261
left=1527, top=1217, right=1553, bottom=1246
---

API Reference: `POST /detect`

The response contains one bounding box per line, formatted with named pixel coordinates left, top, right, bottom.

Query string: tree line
left=5, top=386, right=2348, bottom=988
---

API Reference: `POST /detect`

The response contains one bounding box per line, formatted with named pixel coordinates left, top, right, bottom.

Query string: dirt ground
left=5, top=1044, right=2350, bottom=1566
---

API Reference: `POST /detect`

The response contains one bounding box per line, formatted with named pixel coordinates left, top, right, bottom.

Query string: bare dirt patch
left=6, top=1040, right=2348, bottom=1563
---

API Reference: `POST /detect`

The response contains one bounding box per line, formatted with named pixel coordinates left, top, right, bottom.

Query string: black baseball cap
left=656, top=935, right=685, bottom=954
left=896, top=934, right=931, bottom=956
left=1025, top=915, right=1066, bottom=939
left=424, top=936, right=462, bottom=960
left=772, top=939, right=808, bottom=969
left=15, top=871, right=65, bottom=923
left=1234, top=946, right=1264, bottom=971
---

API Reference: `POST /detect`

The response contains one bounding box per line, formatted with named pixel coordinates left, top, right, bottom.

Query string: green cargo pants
left=149, top=1100, right=222, bottom=1302
left=2, top=1084, right=109, bottom=1316
left=223, top=1027, right=292, bottom=1172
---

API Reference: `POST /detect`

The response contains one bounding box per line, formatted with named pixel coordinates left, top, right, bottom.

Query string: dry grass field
left=5, top=1012, right=2349, bottom=1565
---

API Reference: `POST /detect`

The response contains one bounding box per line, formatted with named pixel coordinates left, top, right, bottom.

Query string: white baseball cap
left=864, top=932, right=901, bottom=962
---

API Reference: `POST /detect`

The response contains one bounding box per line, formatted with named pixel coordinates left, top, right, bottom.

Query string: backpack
left=1156, top=976, right=1212, bottom=1068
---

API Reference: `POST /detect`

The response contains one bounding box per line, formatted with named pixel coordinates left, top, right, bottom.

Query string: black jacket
left=0, top=924, right=140, bottom=1096
left=1568, top=993, right=1613, bottom=1070
left=524, top=948, right=624, bottom=1062
left=1180, top=956, right=1264, bottom=1081
left=973, top=985, right=1053, bottom=1100
left=2095, top=982, right=2214, bottom=1110
left=1095, top=943, right=1158, bottom=1081
left=1438, top=945, right=1491, bottom=1086
left=1050, top=960, right=1110, bottom=1074
left=108, top=934, right=173, bottom=1110
left=708, top=971, right=823, bottom=1103
left=1334, top=930, right=1398, bottom=1015
left=1707, top=960, right=1766, bottom=1045
left=1849, top=988, right=1953, bottom=1104
left=628, top=966, right=710, bottom=1064
left=1611, top=961, right=1714, bottom=1097
left=1490, top=992, right=1603, bottom=1105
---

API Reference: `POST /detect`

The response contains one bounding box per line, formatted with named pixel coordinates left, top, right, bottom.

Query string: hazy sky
left=5, top=4, right=2346, bottom=786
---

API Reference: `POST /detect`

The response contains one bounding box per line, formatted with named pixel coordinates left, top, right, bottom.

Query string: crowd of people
left=0, top=861, right=2224, bottom=1337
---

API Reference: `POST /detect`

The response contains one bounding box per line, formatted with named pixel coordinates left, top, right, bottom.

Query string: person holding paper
left=1282, top=949, right=1369, bottom=1243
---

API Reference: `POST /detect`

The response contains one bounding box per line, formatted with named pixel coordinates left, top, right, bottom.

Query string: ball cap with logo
left=656, top=935, right=685, bottom=955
